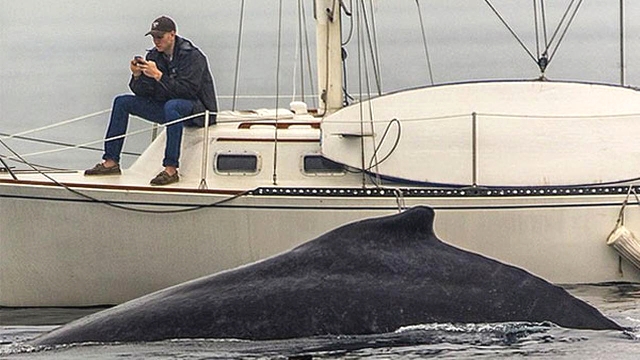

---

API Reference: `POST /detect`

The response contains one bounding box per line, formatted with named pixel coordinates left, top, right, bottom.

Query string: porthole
left=214, top=152, right=261, bottom=175
left=302, top=154, right=345, bottom=176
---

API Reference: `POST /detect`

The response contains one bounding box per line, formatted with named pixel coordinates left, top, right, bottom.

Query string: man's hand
left=130, top=57, right=143, bottom=77
left=138, top=60, right=163, bottom=81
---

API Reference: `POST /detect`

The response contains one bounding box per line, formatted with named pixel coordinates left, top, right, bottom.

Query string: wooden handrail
left=238, top=121, right=321, bottom=129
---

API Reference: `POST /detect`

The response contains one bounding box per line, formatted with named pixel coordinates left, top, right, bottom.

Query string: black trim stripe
left=0, top=191, right=628, bottom=212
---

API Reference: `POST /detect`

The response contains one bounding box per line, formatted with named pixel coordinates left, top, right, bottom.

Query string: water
left=1, top=284, right=639, bottom=359
left=2, top=1, right=640, bottom=358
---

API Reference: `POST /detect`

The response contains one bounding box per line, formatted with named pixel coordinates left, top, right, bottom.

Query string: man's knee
left=164, top=99, right=193, bottom=119
left=113, top=94, right=136, bottom=110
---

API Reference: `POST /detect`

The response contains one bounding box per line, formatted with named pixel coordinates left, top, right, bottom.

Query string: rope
left=415, top=0, right=435, bottom=85
left=615, top=185, right=640, bottom=227
left=340, top=0, right=355, bottom=45
left=18, top=111, right=208, bottom=158
left=0, top=131, right=141, bottom=157
left=393, top=188, right=406, bottom=212
left=366, top=118, right=402, bottom=171
left=0, top=109, right=110, bottom=140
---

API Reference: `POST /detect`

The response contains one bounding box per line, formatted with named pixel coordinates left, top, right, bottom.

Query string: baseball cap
left=145, top=16, right=176, bottom=37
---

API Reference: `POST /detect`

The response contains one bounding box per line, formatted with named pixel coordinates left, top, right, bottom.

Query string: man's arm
left=141, top=52, right=205, bottom=100
left=129, top=56, right=157, bottom=97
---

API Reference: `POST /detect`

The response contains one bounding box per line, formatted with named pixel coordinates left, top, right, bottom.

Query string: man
left=85, top=16, right=217, bottom=186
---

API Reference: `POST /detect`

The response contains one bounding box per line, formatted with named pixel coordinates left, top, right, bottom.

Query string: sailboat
left=2, top=0, right=640, bottom=307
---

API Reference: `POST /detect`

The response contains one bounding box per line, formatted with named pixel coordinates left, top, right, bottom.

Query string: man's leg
left=159, top=99, right=194, bottom=170
left=103, top=95, right=165, bottom=165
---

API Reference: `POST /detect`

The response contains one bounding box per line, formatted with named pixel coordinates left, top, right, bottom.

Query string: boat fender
left=607, top=225, right=640, bottom=271
left=607, top=188, right=640, bottom=271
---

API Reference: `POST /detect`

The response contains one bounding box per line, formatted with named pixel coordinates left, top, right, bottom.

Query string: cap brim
left=145, top=30, right=165, bottom=37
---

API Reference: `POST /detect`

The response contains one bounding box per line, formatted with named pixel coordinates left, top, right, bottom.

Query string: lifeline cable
left=0, top=131, right=141, bottom=158
left=19, top=111, right=207, bottom=159
left=0, top=125, right=250, bottom=214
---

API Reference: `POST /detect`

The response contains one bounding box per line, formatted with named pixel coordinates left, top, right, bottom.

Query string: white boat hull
left=4, top=80, right=640, bottom=306
left=1, top=180, right=639, bottom=306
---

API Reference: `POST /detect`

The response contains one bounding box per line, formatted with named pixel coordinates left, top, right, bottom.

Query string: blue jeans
left=103, top=94, right=194, bottom=168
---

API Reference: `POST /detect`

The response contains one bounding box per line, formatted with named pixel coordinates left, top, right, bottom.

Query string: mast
left=315, top=0, right=343, bottom=115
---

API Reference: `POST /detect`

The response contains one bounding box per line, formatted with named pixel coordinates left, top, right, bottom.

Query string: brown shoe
left=150, top=170, right=179, bottom=186
left=84, top=163, right=121, bottom=176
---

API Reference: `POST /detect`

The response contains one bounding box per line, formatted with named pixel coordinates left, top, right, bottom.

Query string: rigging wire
left=533, top=0, right=540, bottom=58
left=362, top=0, right=382, bottom=184
left=357, top=0, right=382, bottom=96
left=300, top=1, right=318, bottom=108
left=357, top=0, right=381, bottom=185
left=272, top=0, right=284, bottom=185
left=19, top=112, right=205, bottom=158
left=415, top=0, right=435, bottom=85
left=0, top=156, right=17, bottom=180
left=0, top=109, right=110, bottom=140
left=295, top=0, right=305, bottom=103
left=350, top=0, right=382, bottom=186
left=547, top=0, right=584, bottom=63
left=486, top=0, right=583, bottom=74
left=0, top=155, right=70, bottom=172
left=0, top=131, right=141, bottom=157
left=366, top=0, right=383, bottom=94
left=293, top=0, right=318, bottom=108
left=484, top=0, right=537, bottom=64
left=540, top=0, right=549, bottom=49
left=339, top=0, right=355, bottom=106
left=231, top=0, right=246, bottom=111
left=542, top=0, right=572, bottom=54
left=355, top=0, right=366, bottom=187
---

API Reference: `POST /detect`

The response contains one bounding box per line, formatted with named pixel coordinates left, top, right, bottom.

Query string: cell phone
left=134, top=56, right=146, bottom=65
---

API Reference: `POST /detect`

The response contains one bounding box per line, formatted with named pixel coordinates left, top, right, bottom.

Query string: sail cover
left=321, top=80, right=640, bottom=187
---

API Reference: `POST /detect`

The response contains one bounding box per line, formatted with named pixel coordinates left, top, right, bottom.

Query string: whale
left=32, top=206, right=622, bottom=346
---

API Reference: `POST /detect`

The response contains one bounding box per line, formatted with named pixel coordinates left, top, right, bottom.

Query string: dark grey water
left=1, top=284, right=640, bottom=359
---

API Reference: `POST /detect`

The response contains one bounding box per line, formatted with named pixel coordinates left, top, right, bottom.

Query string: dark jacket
left=129, top=36, right=217, bottom=126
